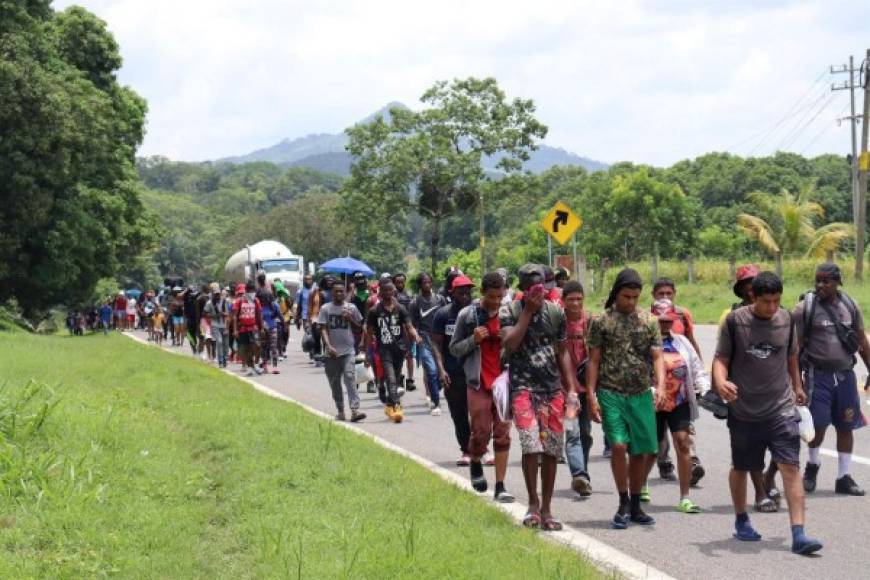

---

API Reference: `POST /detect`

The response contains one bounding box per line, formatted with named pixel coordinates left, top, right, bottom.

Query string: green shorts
left=598, top=388, right=658, bottom=455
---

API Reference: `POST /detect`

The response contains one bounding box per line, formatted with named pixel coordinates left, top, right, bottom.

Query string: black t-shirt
left=431, top=303, right=462, bottom=374
left=410, top=292, right=447, bottom=336
left=367, top=302, right=409, bottom=352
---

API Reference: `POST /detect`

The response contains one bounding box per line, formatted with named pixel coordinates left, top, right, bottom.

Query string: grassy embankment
left=0, top=331, right=600, bottom=579
left=585, top=258, right=870, bottom=323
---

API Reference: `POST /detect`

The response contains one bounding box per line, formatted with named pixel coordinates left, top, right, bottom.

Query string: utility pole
left=832, top=55, right=864, bottom=279
left=858, top=50, right=870, bottom=281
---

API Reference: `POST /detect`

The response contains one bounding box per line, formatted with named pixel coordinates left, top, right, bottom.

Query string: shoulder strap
left=802, top=292, right=816, bottom=347
left=838, top=291, right=860, bottom=330
left=726, top=310, right=737, bottom=370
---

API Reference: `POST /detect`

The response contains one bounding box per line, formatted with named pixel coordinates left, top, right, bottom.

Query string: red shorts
left=512, top=390, right=565, bottom=457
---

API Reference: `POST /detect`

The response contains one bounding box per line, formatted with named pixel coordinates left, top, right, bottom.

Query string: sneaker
left=640, top=486, right=651, bottom=503
left=572, top=474, right=592, bottom=497
left=397, top=386, right=406, bottom=399
left=678, top=498, right=701, bottom=514
left=658, top=461, right=676, bottom=481
left=494, top=489, right=515, bottom=503
left=483, top=452, right=495, bottom=466
left=242, top=369, right=254, bottom=377
left=611, top=512, right=630, bottom=530
left=405, top=378, right=416, bottom=392
left=271, top=368, right=280, bottom=374
left=603, top=446, right=612, bottom=458
left=803, top=462, right=820, bottom=493
left=733, top=519, right=762, bottom=541
left=690, top=462, right=705, bottom=486
left=456, top=454, right=471, bottom=466
left=366, top=381, right=376, bottom=394
left=335, top=411, right=346, bottom=421
left=792, top=535, right=823, bottom=555
left=390, top=404, right=404, bottom=423
left=350, top=410, right=367, bottom=423
left=835, top=474, right=866, bottom=496
left=430, top=407, right=442, bottom=416
left=630, top=510, right=655, bottom=525
left=470, top=463, right=487, bottom=492
left=252, top=366, right=262, bottom=375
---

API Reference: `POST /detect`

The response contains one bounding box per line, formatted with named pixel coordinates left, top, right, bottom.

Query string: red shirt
left=480, top=310, right=502, bottom=390
left=234, top=296, right=261, bottom=333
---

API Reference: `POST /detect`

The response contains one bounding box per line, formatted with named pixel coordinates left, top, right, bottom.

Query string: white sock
left=807, top=447, right=820, bottom=465
left=838, top=453, right=852, bottom=479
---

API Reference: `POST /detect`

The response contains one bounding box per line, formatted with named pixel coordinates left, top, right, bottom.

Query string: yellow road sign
left=861, top=151, right=870, bottom=172
left=541, top=201, right=582, bottom=246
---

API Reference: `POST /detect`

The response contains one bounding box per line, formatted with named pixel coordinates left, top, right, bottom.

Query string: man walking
left=586, top=268, right=662, bottom=529
left=713, top=271, right=822, bottom=555
left=796, top=263, right=868, bottom=496
left=319, top=281, right=367, bottom=423
left=410, top=272, right=447, bottom=414
left=233, top=281, right=263, bottom=377
left=501, top=264, right=580, bottom=531
left=393, top=273, right=417, bottom=392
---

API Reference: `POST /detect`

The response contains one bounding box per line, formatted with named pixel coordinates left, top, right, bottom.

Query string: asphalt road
left=144, top=325, right=870, bottom=580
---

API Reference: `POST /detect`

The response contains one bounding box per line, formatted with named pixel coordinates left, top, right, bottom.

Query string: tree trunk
left=430, top=214, right=441, bottom=275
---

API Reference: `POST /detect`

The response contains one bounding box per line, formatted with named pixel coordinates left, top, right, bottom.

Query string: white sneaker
left=483, top=452, right=495, bottom=466
left=430, top=407, right=442, bottom=416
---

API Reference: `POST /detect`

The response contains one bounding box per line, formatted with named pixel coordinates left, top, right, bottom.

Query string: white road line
left=818, top=448, right=870, bottom=466
left=124, top=333, right=675, bottom=580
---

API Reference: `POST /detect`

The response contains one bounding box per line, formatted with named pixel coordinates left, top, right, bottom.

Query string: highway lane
left=145, top=325, right=870, bottom=579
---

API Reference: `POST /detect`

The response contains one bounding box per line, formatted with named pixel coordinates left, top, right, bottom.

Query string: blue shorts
left=809, top=369, right=865, bottom=431
left=172, top=316, right=184, bottom=326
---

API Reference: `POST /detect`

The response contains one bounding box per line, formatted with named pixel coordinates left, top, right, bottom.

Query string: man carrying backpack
left=795, top=262, right=869, bottom=496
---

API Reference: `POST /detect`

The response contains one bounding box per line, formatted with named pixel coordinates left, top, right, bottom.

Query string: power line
left=729, top=69, right=828, bottom=155
left=778, top=91, right=841, bottom=150
left=799, top=101, right=851, bottom=155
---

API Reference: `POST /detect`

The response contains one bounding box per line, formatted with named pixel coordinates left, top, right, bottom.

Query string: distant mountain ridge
left=218, top=103, right=608, bottom=175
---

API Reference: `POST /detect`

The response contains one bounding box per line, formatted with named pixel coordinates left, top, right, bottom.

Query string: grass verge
left=0, top=332, right=601, bottom=579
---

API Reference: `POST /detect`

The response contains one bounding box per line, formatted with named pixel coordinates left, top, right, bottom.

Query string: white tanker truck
left=223, top=240, right=305, bottom=299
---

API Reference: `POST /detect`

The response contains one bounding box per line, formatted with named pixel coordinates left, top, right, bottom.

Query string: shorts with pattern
left=511, top=389, right=564, bottom=457
left=809, top=369, right=866, bottom=431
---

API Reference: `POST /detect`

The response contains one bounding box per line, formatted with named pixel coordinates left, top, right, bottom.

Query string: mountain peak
left=356, top=102, right=410, bottom=126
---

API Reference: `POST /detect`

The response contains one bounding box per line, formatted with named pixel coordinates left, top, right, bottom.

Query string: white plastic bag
left=493, top=369, right=511, bottom=422
left=798, top=405, right=815, bottom=443
left=355, top=361, right=374, bottom=385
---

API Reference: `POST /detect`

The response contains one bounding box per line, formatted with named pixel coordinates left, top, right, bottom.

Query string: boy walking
left=319, top=281, right=367, bottom=422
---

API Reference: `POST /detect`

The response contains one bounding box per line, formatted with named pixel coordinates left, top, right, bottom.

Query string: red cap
left=451, top=275, right=475, bottom=290
left=235, top=283, right=246, bottom=296
left=735, top=264, right=760, bottom=282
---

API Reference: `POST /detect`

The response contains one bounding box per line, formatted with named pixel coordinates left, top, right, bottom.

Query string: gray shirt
left=716, top=306, right=797, bottom=422
left=318, top=302, right=362, bottom=357
left=793, top=295, right=863, bottom=370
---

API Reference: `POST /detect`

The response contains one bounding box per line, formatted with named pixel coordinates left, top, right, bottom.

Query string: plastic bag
left=355, top=361, right=374, bottom=385
left=798, top=405, right=815, bottom=443
left=493, top=369, right=511, bottom=422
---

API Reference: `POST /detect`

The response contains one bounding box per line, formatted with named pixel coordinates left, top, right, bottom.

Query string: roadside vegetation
left=0, top=332, right=599, bottom=579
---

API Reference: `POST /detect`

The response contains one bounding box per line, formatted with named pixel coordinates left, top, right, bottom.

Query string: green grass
left=583, top=258, right=870, bottom=323
left=0, top=332, right=600, bottom=579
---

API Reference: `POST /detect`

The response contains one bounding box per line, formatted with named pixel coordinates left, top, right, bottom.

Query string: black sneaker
left=803, top=462, right=820, bottom=493
left=366, top=381, right=376, bottom=394
left=835, top=474, right=866, bottom=496
left=470, top=462, right=487, bottom=492
left=405, top=378, right=416, bottom=392
left=658, top=461, right=676, bottom=481
left=690, top=462, right=705, bottom=486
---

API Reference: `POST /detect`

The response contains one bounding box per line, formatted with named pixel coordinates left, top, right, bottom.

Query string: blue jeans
left=565, top=391, right=593, bottom=477
left=417, top=341, right=441, bottom=407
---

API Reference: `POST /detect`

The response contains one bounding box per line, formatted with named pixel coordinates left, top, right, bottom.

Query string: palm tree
left=736, top=182, right=854, bottom=259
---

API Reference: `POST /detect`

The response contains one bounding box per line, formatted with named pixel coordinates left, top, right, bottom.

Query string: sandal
left=754, top=497, right=778, bottom=513
left=541, top=516, right=563, bottom=531
left=678, top=498, right=701, bottom=514
left=522, top=510, right=542, bottom=529
left=766, top=487, right=782, bottom=508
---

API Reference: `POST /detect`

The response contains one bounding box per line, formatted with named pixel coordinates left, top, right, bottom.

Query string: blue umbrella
left=319, top=257, right=374, bottom=276
left=125, top=289, right=142, bottom=299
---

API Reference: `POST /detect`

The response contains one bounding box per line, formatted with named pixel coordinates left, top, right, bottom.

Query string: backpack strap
left=802, top=291, right=816, bottom=349
left=838, top=290, right=860, bottom=331
left=725, top=310, right=737, bottom=374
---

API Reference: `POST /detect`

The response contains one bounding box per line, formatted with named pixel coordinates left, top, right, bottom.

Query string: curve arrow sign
left=553, top=210, right=569, bottom=233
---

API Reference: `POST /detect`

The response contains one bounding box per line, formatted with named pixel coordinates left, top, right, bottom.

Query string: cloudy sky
left=57, top=0, right=868, bottom=166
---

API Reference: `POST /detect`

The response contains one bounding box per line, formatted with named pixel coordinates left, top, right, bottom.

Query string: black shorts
left=656, top=402, right=692, bottom=442
left=727, top=411, right=800, bottom=472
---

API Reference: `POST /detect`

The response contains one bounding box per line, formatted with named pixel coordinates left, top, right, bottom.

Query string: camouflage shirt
left=587, top=308, right=662, bottom=395
left=499, top=300, right=567, bottom=395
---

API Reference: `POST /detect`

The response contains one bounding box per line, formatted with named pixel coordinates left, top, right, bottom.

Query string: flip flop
left=541, top=516, right=563, bottom=532
left=522, top=511, right=542, bottom=529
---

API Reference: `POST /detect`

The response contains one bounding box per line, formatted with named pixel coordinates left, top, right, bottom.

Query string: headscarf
left=605, top=268, right=643, bottom=309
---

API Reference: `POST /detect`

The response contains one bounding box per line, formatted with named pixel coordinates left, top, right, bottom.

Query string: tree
left=345, top=77, right=547, bottom=272
left=737, top=183, right=853, bottom=258
left=0, top=3, right=156, bottom=316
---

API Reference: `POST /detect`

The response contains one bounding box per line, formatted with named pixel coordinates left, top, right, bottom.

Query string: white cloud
left=55, top=0, right=868, bottom=165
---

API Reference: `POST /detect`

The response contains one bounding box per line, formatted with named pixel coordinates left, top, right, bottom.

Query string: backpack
left=238, top=297, right=257, bottom=326
left=507, top=299, right=562, bottom=340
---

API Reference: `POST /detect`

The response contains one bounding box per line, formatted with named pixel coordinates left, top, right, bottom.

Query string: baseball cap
left=451, top=275, right=475, bottom=290
left=733, top=264, right=760, bottom=297
left=235, top=283, right=246, bottom=296
left=517, top=263, right=546, bottom=289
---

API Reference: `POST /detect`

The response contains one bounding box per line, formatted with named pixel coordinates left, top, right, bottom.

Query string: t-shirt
left=114, top=296, right=127, bottom=311
left=499, top=301, right=567, bottom=395
left=298, top=286, right=312, bottom=320
left=715, top=306, right=797, bottom=422
left=99, top=305, right=112, bottom=323
left=586, top=308, right=662, bottom=396
left=566, top=313, right=589, bottom=391
left=479, top=310, right=502, bottom=390
left=262, top=302, right=280, bottom=330
left=367, top=302, right=409, bottom=352
left=395, top=290, right=412, bottom=310
left=233, top=296, right=262, bottom=334
left=793, top=295, right=863, bottom=370
left=410, top=292, right=447, bottom=337
left=669, top=305, right=694, bottom=337
left=661, top=337, right=688, bottom=411
left=203, top=299, right=228, bottom=328
left=432, top=303, right=462, bottom=375
left=318, top=302, right=362, bottom=357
